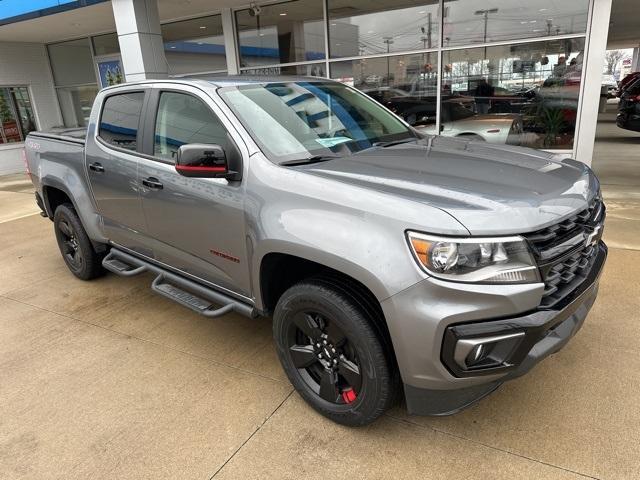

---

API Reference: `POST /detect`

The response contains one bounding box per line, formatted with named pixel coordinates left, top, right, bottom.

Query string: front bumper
left=381, top=242, right=607, bottom=416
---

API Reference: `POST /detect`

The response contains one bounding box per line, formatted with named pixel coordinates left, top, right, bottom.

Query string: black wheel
left=53, top=203, right=105, bottom=280
left=273, top=279, right=396, bottom=426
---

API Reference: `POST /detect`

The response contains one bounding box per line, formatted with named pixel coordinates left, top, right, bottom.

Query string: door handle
left=89, top=162, right=104, bottom=173
left=142, top=177, right=163, bottom=190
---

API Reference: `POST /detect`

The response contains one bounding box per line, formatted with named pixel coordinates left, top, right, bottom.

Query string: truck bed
left=28, top=127, right=87, bottom=145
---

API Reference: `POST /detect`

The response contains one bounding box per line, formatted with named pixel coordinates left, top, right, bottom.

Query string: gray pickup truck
left=25, top=77, right=607, bottom=426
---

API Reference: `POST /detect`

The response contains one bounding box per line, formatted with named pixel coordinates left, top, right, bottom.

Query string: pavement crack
left=209, top=389, right=295, bottom=479
left=384, top=413, right=603, bottom=480
left=0, top=295, right=290, bottom=386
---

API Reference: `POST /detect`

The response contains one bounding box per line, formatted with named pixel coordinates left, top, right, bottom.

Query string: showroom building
left=0, top=0, right=633, bottom=174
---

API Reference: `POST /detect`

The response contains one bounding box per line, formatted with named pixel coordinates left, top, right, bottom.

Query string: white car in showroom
left=418, top=102, right=524, bottom=145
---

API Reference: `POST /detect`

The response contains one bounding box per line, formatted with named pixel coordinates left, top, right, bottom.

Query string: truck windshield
left=218, top=81, right=417, bottom=164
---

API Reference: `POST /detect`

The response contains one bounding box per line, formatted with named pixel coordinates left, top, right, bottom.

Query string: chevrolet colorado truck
left=25, top=77, right=607, bottom=426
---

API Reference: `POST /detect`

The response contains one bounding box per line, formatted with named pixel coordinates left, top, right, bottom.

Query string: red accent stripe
left=176, top=165, right=227, bottom=172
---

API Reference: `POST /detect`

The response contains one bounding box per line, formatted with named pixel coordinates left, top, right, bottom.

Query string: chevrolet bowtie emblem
left=585, top=224, right=602, bottom=248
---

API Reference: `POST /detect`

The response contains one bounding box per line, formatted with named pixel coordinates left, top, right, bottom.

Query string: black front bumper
left=405, top=242, right=607, bottom=416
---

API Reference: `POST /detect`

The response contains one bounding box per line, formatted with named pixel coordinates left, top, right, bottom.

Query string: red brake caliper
left=341, top=388, right=357, bottom=404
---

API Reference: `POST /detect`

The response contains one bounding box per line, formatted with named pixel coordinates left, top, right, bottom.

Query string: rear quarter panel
left=26, top=135, right=106, bottom=243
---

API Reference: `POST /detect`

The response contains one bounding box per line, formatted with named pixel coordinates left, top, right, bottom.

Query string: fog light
left=453, top=332, right=525, bottom=371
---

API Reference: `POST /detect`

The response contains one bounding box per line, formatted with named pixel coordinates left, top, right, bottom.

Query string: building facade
left=0, top=0, right=622, bottom=173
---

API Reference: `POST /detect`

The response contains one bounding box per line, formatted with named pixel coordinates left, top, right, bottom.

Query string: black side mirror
left=175, top=144, right=240, bottom=180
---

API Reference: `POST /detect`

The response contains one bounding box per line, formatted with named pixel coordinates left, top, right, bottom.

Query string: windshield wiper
left=280, top=155, right=340, bottom=167
left=371, top=138, right=418, bottom=148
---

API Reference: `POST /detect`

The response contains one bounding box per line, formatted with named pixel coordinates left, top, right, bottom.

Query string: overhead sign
left=0, top=0, right=77, bottom=22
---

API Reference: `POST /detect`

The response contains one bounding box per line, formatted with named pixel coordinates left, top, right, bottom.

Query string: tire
left=273, top=279, right=396, bottom=426
left=53, top=203, right=105, bottom=280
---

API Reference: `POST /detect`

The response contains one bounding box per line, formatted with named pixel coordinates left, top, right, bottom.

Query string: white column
left=221, top=8, right=240, bottom=75
left=632, top=47, right=640, bottom=72
left=574, top=0, right=612, bottom=166
left=111, top=0, right=168, bottom=81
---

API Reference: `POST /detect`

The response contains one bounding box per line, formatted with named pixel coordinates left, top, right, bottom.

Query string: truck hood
left=301, top=136, right=599, bottom=235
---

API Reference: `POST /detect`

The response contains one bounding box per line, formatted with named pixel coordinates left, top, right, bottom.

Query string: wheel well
left=43, top=186, right=72, bottom=218
left=259, top=253, right=396, bottom=363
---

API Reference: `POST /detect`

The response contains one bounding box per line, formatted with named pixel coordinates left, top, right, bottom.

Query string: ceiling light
left=419, top=10, right=426, bottom=13
left=170, top=46, right=176, bottom=49
left=279, top=12, right=287, bottom=16
left=199, top=26, right=206, bottom=29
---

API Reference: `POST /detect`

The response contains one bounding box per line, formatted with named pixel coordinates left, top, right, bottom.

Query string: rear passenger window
left=154, top=92, right=233, bottom=161
left=98, top=92, right=144, bottom=151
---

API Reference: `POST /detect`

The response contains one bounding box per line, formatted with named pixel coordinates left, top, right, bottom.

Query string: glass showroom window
left=440, top=38, right=585, bottom=149
left=47, top=38, right=99, bottom=127
left=443, top=0, right=589, bottom=47
left=328, top=0, right=440, bottom=58
left=92, top=33, right=120, bottom=56
left=243, top=62, right=326, bottom=77
left=236, top=0, right=325, bottom=68
left=162, top=15, right=227, bottom=75
left=331, top=53, right=439, bottom=129
left=0, top=87, right=37, bottom=144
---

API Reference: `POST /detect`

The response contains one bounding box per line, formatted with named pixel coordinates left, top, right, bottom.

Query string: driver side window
left=154, top=92, right=232, bottom=161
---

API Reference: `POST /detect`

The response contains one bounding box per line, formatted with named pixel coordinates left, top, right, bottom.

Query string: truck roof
left=100, top=75, right=334, bottom=92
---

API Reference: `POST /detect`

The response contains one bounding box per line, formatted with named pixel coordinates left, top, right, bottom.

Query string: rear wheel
left=273, top=279, right=396, bottom=426
left=53, top=203, right=105, bottom=280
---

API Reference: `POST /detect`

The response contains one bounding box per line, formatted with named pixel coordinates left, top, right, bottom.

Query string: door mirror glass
left=176, top=144, right=229, bottom=178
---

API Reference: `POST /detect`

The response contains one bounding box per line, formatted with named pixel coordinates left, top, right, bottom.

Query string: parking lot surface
left=1, top=118, right=639, bottom=479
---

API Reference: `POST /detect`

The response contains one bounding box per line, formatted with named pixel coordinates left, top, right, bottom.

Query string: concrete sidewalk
left=1, top=120, right=639, bottom=479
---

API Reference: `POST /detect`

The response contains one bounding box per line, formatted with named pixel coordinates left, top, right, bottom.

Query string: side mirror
left=175, top=144, right=240, bottom=180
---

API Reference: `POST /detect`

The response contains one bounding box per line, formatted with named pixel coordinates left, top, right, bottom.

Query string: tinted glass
left=161, top=15, right=227, bottom=75
left=328, top=0, right=440, bottom=57
left=99, top=92, right=145, bottom=151
left=444, top=0, right=589, bottom=47
left=627, top=78, right=640, bottom=95
left=331, top=53, right=438, bottom=128
left=154, top=92, right=232, bottom=161
left=92, top=33, right=120, bottom=56
left=8, top=87, right=37, bottom=138
left=438, top=38, right=585, bottom=149
left=242, top=63, right=326, bottom=77
left=0, top=87, right=37, bottom=143
left=56, top=85, right=99, bottom=128
left=47, top=38, right=96, bottom=86
left=219, top=82, right=414, bottom=163
left=236, top=0, right=325, bottom=67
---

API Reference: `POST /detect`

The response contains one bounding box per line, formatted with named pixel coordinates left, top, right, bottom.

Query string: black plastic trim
left=441, top=242, right=607, bottom=378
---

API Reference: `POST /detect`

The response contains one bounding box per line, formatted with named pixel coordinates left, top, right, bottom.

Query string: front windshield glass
left=218, top=81, right=416, bottom=163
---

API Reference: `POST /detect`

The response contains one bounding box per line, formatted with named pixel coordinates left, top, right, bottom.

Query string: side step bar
left=102, top=249, right=256, bottom=319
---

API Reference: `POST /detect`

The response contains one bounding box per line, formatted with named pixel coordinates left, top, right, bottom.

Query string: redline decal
left=209, top=249, right=240, bottom=263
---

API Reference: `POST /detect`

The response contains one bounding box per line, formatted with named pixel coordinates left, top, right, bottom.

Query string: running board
left=102, top=249, right=256, bottom=319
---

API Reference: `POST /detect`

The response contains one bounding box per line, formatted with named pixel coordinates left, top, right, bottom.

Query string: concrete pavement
left=1, top=119, right=639, bottom=479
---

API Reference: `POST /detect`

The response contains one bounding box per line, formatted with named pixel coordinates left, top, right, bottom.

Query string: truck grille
left=524, top=198, right=605, bottom=310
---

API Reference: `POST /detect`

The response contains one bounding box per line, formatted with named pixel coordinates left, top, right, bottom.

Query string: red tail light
left=21, top=148, right=32, bottom=181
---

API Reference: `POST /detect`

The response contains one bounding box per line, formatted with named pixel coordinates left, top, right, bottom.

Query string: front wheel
left=273, top=279, right=396, bottom=426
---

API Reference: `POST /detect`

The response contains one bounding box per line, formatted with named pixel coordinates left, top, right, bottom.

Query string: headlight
left=406, top=231, right=540, bottom=284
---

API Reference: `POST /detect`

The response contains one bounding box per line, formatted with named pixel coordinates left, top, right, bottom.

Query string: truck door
left=86, top=89, right=149, bottom=252
left=136, top=86, right=250, bottom=297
